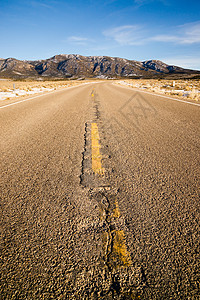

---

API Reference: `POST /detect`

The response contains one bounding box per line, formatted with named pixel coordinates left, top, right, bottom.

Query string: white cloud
left=102, top=21, right=200, bottom=47
left=30, top=1, right=54, bottom=9
left=135, top=0, right=151, bottom=3
left=67, top=21, right=200, bottom=51
left=151, top=35, right=180, bottom=42
left=68, top=36, right=88, bottom=42
left=134, top=0, right=168, bottom=5
left=103, top=25, right=145, bottom=45
left=67, top=36, right=90, bottom=45
left=179, top=22, right=200, bottom=44
left=151, top=21, right=200, bottom=44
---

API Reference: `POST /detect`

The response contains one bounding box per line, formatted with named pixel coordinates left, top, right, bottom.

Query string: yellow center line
left=112, top=201, right=132, bottom=266
left=112, top=230, right=132, bottom=266
left=113, top=200, right=120, bottom=218
left=91, top=121, right=131, bottom=267
left=91, top=123, right=105, bottom=175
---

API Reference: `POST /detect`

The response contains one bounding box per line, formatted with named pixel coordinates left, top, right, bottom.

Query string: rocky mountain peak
left=0, top=54, right=199, bottom=79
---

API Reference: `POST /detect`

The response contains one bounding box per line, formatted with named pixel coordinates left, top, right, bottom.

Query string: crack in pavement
left=78, top=89, right=145, bottom=298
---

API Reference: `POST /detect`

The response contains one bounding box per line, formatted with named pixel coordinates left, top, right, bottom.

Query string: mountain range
left=0, top=54, right=199, bottom=80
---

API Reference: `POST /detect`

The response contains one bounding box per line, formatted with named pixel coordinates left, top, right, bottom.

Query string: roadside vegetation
left=117, top=79, right=200, bottom=102
left=0, top=79, right=89, bottom=101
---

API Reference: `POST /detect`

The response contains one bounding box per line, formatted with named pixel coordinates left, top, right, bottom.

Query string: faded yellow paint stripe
left=113, top=200, right=120, bottom=218
left=113, top=230, right=132, bottom=266
left=91, top=123, right=104, bottom=175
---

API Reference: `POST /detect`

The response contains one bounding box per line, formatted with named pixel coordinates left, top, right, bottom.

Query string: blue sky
left=1, top=0, right=200, bottom=70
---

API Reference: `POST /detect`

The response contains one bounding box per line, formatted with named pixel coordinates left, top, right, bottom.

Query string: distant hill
left=0, top=54, right=199, bottom=79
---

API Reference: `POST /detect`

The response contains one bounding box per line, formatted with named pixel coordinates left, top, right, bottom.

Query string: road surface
left=1, top=82, right=200, bottom=299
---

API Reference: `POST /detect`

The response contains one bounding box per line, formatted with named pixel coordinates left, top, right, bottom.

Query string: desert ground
left=0, top=79, right=90, bottom=101
left=116, top=79, right=200, bottom=102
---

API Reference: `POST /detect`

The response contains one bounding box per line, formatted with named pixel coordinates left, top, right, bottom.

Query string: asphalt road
left=1, top=82, right=200, bottom=299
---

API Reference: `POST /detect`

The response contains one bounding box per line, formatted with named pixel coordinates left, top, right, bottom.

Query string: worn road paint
left=91, top=123, right=104, bottom=175
left=112, top=230, right=132, bottom=266
left=113, top=200, right=120, bottom=218
left=112, top=203, right=132, bottom=267
left=102, top=199, right=132, bottom=267
left=91, top=115, right=131, bottom=270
